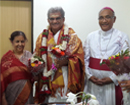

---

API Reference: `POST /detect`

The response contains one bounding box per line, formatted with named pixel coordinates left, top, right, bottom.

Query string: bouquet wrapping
left=28, top=55, right=45, bottom=76
left=102, top=49, right=130, bottom=105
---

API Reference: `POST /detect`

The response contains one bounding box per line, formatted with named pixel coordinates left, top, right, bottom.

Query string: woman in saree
left=0, top=31, right=34, bottom=105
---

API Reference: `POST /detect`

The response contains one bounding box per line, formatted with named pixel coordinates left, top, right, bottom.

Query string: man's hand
left=119, top=80, right=130, bottom=92
left=100, top=77, right=113, bottom=85
left=89, top=76, right=113, bottom=86
left=89, top=76, right=103, bottom=86
left=54, top=58, right=68, bottom=69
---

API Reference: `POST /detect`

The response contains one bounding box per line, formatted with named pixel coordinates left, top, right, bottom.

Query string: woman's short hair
left=47, top=7, right=65, bottom=18
left=9, top=31, right=27, bottom=42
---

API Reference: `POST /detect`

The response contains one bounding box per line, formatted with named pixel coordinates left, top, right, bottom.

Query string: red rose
left=45, top=90, right=51, bottom=94
left=105, top=60, right=110, bottom=65
left=115, top=56, right=120, bottom=60
left=123, top=56, right=129, bottom=60
left=51, top=49, right=57, bottom=55
left=41, top=76, right=48, bottom=80
left=34, top=60, right=38, bottom=64
left=43, top=29, right=47, bottom=32
left=61, top=51, right=65, bottom=56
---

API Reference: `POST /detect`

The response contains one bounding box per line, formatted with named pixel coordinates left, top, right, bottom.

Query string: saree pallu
left=35, top=25, right=85, bottom=103
left=0, top=50, right=32, bottom=105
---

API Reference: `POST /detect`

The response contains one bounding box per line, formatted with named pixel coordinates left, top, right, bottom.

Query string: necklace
left=99, top=29, right=113, bottom=64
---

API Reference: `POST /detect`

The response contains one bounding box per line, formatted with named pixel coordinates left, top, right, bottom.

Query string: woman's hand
left=119, top=80, right=130, bottom=92
left=32, top=75, right=39, bottom=81
left=2, top=93, right=8, bottom=105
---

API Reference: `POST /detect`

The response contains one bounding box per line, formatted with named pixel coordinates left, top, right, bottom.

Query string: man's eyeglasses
left=49, top=17, right=62, bottom=21
left=98, top=16, right=114, bottom=21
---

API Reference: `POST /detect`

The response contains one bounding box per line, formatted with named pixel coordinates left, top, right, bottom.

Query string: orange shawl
left=35, top=25, right=85, bottom=103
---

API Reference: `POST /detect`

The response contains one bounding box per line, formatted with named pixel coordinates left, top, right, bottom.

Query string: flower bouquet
left=101, top=48, right=130, bottom=105
left=28, top=55, right=45, bottom=76
left=50, top=45, right=65, bottom=58
left=66, top=92, right=100, bottom=105
left=49, top=34, right=70, bottom=57
left=49, top=34, right=78, bottom=59
left=101, top=49, right=130, bottom=75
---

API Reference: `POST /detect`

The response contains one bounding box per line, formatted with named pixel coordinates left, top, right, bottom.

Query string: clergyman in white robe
left=84, top=28, right=130, bottom=105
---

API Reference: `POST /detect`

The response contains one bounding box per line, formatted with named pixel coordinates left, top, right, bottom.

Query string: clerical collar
left=100, top=28, right=114, bottom=36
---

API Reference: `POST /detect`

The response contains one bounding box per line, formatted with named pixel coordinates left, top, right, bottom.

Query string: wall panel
left=0, top=1, right=32, bottom=59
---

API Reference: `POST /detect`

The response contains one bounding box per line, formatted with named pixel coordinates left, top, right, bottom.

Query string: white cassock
left=83, top=28, right=130, bottom=105
left=48, top=30, right=68, bottom=103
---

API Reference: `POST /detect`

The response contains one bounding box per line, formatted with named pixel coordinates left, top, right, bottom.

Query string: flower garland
left=37, top=25, right=70, bottom=95
left=40, top=24, right=70, bottom=77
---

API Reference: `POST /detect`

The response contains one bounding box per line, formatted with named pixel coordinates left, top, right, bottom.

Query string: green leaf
left=100, top=61, right=106, bottom=65
left=43, top=32, right=48, bottom=35
left=33, top=55, right=44, bottom=62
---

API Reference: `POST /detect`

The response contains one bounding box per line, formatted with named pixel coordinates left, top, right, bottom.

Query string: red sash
left=89, top=57, right=110, bottom=71
left=89, top=57, right=123, bottom=105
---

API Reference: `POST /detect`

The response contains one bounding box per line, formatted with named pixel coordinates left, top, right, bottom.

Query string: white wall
left=33, top=0, right=130, bottom=50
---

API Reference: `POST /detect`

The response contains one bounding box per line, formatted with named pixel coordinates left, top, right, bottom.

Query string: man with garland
left=84, top=7, right=130, bottom=105
left=34, top=7, right=85, bottom=103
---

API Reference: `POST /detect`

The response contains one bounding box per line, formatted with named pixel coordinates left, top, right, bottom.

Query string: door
left=0, top=0, right=32, bottom=59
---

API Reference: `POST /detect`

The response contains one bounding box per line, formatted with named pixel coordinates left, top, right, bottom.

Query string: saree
left=35, top=25, right=85, bottom=103
left=0, top=50, right=33, bottom=105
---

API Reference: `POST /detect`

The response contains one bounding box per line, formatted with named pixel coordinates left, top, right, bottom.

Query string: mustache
left=101, top=23, right=108, bottom=25
left=17, top=46, right=24, bottom=47
left=52, top=23, right=59, bottom=25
